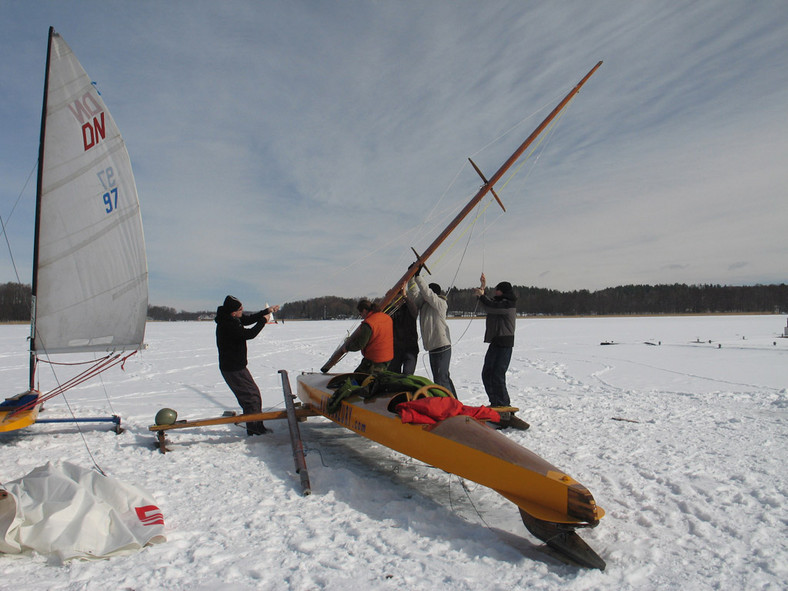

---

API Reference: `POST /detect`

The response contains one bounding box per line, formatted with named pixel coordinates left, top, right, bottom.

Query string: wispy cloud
left=1, top=1, right=787, bottom=310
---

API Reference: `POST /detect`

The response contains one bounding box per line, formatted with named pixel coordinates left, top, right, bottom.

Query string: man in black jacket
left=388, top=285, right=419, bottom=375
left=474, top=274, right=517, bottom=408
left=215, top=295, right=280, bottom=435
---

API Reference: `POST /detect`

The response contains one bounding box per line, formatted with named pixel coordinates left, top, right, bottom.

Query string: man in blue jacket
left=215, top=295, right=279, bottom=435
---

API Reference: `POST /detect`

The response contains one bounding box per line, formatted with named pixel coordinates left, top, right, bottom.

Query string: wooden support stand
left=149, top=405, right=317, bottom=453
left=148, top=370, right=315, bottom=497
left=279, top=369, right=312, bottom=495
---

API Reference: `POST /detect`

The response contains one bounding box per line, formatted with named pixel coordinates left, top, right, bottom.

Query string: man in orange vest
left=341, top=299, right=394, bottom=374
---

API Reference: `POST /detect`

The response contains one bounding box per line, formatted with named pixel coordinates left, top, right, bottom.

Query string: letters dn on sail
left=67, top=92, right=106, bottom=152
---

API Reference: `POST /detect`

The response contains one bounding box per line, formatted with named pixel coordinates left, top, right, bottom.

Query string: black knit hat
left=495, top=281, right=512, bottom=293
left=223, top=295, right=242, bottom=312
left=429, top=283, right=442, bottom=296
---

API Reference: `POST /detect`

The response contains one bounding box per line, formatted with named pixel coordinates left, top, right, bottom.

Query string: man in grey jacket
left=474, top=273, right=517, bottom=408
left=409, top=270, right=457, bottom=396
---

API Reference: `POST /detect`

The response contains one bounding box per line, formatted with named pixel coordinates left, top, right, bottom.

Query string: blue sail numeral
left=103, top=187, right=118, bottom=213
left=97, top=166, right=118, bottom=214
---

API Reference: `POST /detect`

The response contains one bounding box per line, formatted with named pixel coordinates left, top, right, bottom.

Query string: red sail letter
left=81, top=112, right=106, bottom=151
left=92, top=112, right=106, bottom=144
left=82, top=122, right=95, bottom=150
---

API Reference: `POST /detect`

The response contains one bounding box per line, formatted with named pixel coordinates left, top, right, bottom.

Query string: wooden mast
left=321, top=61, right=603, bottom=372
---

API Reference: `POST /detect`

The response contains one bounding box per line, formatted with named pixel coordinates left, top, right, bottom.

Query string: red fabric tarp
left=395, top=397, right=500, bottom=425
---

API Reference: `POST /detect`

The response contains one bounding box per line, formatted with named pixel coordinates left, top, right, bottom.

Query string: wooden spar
left=410, top=247, right=431, bottom=275
left=469, top=158, right=506, bottom=212
left=321, top=61, right=602, bottom=372
left=378, top=60, right=602, bottom=310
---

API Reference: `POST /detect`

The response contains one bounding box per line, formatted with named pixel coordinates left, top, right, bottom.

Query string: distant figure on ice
left=215, top=295, right=280, bottom=435
left=388, top=285, right=420, bottom=375
left=409, top=266, right=457, bottom=397
left=341, top=299, right=394, bottom=374
left=474, top=274, right=517, bottom=408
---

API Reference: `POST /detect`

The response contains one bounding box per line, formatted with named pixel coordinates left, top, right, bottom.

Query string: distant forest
left=280, top=284, right=788, bottom=320
left=1, top=282, right=785, bottom=323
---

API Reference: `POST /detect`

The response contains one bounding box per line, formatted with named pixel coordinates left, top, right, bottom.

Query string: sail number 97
left=103, top=188, right=118, bottom=213
left=97, top=166, right=119, bottom=214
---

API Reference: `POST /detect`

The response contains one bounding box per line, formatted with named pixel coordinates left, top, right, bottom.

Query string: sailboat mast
left=29, top=26, right=55, bottom=390
left=377, top=60, right=603, bottom=310
left=321, top=61, right=602, bottom=373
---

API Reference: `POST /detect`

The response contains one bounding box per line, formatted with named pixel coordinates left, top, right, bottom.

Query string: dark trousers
left=388, top=348, right=418, bottom=375
left=221, top=367, right=266, bottom=435
left=429, top=345, right=457, bottom=397
left=482, top=344, right=513, bottom=407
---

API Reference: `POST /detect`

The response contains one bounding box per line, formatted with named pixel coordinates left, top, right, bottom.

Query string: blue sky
left=1, top=1, right=787, bottom=311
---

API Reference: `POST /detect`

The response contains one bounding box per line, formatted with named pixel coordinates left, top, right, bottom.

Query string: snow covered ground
left=1, top=314, right=786, bottom=590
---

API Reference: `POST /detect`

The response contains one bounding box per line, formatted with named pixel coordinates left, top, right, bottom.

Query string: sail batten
left=37, top=207, right=143, bottom=268
left=33, top=29, right=148, bottom=356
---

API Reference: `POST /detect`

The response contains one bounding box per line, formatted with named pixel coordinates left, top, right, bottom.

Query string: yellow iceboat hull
left=0, top=391, right=41, bottom=433
left=296, top=372, right=603, bottom=526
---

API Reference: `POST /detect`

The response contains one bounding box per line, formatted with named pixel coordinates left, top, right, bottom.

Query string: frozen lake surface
left=1, top=315, right=786, bottom=590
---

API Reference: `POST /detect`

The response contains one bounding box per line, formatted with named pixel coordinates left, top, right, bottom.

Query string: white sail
left=33, top=30, right=148, bottom=354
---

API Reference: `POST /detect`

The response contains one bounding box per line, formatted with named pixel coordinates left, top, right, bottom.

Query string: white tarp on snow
left=0, top=461, right=165, bottom=561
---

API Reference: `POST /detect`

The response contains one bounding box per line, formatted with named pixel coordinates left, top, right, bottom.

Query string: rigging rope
left=0, top=160, right=38, bottom=284
left=427, top=95, right=574, bottom=279
left=467, top=89, right=569, bottom=160
left=317, top=92, right=578, bottom=374
left=10, top=351, right=137, bottom=415
left=296, top=94, right=575, bottom=306
left=54, top=391, right=108, bottom=477
left=97, top=370, right=119, bottom=418
left=36, top=352, right=137, bottom=406
left=403, top=96, right=575, bottom=348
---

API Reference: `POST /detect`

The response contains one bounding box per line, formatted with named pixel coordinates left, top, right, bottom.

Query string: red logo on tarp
left=135, top=505, right=164, bottom=526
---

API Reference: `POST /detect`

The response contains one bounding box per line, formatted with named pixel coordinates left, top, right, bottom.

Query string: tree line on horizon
left=280, top=282, right=787, bottom=320
left=1, top=281, right=785, bottom=323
